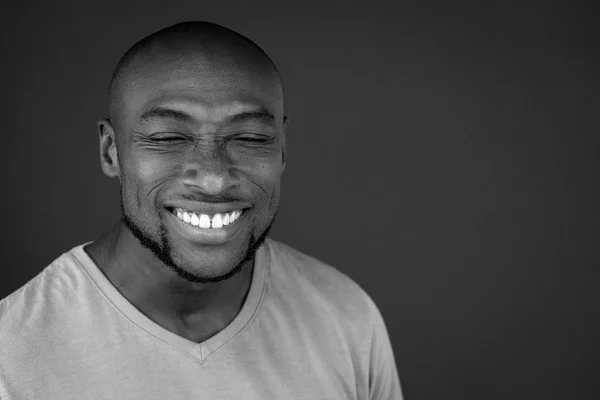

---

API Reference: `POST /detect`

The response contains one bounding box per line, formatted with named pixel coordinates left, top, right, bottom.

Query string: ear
left=281, top=116, right=288, bottom=173
left=97, top=118, right=121, bottom=180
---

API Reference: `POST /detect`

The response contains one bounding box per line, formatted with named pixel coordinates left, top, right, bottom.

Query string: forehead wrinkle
left=111, top=63, right=283, bottom=134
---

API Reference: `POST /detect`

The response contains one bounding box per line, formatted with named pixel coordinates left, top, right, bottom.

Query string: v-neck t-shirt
left=0, top=238, right=402, bottom=399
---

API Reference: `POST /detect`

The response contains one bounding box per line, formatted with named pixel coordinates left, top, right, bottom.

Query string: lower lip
left=165, top=209, right=248, bottom=245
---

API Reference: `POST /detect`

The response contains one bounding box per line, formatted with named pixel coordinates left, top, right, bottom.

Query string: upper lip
left=164, top=202, right=251, bottom=216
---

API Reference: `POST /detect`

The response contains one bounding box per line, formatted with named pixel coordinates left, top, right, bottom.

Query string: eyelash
left=237, top=137, right=269, bottom=143
left=152, top=137, right=182, bottom=142
left=147, top=135, right=270, bottom=144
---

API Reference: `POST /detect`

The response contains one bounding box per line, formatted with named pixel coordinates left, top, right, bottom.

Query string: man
left=0, top=21, right=402, bottom=399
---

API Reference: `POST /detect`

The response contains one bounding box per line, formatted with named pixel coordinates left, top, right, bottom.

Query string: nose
left=181, top=145, right=234, bottom=196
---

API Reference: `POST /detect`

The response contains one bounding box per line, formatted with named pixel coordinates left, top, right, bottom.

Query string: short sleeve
left=366, top=294, right=403, bottom=400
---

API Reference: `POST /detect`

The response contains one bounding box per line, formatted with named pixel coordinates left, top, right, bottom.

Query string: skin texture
left=85, top=23, right=287, bottom=342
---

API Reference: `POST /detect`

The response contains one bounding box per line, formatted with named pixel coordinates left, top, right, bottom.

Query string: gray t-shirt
left=0, top=238, right=402, bottom=399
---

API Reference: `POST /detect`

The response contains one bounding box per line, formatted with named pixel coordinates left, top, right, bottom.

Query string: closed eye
left=149, top=135, right=187, bottom=143
left=235, top=137, right=271, bottom=143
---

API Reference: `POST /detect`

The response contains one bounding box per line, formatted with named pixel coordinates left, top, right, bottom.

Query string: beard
left=119, top=191, right=276, bottom=284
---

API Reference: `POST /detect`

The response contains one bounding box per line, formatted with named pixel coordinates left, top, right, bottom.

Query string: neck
left=84, top=223, right=255, bottom=342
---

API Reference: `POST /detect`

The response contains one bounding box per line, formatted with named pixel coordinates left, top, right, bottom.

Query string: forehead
left=117, top=57, right=283, bottom=124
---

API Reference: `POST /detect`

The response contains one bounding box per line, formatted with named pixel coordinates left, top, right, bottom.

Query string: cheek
left=137, top=154, right=176, bottom=181
left=129, top=150, right=183, bottom=191
left=124, top=154, right=178, bottom=209
left=249, top=161, right=283, bottom=209
left=247, top=149, right=284, bottom=178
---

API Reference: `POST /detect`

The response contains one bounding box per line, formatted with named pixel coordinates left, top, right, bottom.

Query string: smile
left=171, top=207, right=246, bottom=229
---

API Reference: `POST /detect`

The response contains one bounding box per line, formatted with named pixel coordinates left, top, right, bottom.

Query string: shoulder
left=0, top=246, right=86, bottom=342
left=265, top=238, right=365, bottom=295
left=264, top=238, right=379, bottom=325
left=0, top=245, right=92, bottom=388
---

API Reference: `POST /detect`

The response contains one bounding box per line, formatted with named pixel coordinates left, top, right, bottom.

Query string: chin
left=165, top=233, right=252, bottom=283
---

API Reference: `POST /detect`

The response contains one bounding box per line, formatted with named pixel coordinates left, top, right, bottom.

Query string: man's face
left=111, top=55, right=285, bottom=282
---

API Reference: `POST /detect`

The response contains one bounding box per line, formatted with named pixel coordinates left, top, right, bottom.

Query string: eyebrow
left=228, top=108, right=276, bottom=124
left=138, top=107, right=194, bottom=124
left=138, top=106, right=276, bottom=125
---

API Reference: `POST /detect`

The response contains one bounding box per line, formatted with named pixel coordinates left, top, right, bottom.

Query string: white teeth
left=199, top=214, right=211, bottom=228
left=174, top=208, right=244, bottom=229
left=211, top=214, right=223, bottom=228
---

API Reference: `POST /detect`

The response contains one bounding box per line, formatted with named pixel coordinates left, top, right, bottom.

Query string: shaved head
left=108, top=21, right=284, bottom=129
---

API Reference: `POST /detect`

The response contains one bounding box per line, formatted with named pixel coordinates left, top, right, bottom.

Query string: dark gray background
left=1, top=1, right=598, bottom=399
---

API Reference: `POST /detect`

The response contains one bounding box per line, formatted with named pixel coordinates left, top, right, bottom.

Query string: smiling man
left=0, top=22, right=402, bottom=399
